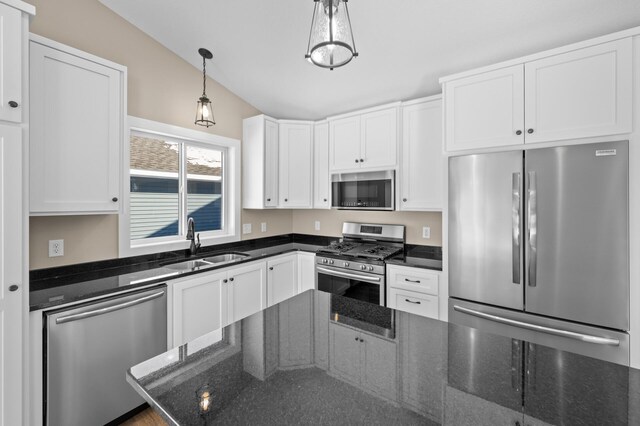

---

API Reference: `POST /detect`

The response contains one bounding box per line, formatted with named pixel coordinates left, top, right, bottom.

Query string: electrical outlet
left=261, top=222, right=267, bottom=232
left=242, top=223, right=252, bottom=234
left=422, top=226, right=431, bottom=239
left=49, top=239, right=64, bottom=257
left=314, top=221, right=321, bottom=231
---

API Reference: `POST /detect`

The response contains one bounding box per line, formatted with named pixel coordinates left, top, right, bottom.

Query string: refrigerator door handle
left=453, top=305, right=620, bottom=346
left=527, top=171, right=537, bottom=287
left=512, top=172, right=521, bottom=284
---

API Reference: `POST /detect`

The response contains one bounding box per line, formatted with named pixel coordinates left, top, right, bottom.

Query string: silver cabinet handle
left=316, top=266, right=381, bottom=283
left=453, top=305, right=620, bottom=346
left=405, top=299, right=421, bottom=304
left=404, top=278, right=420, bottom=283
left=56, top=290, right=165, bottom=324
left=527, top=171, right=537, bottom=287
left=512, top=172, right=521, bottom=285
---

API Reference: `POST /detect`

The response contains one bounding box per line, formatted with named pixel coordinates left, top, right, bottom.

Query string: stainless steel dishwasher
left=45, top=285, right=167, bottom=426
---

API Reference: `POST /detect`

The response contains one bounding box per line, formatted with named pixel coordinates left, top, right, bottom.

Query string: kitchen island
left=127, top=290, right=640, bottom=425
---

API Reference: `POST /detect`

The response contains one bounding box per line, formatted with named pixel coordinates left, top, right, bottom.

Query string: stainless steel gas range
left=315, top=222, right=405, bottom=307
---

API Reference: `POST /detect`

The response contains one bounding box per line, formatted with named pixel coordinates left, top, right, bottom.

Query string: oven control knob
left=344, top=262, right=349, bottom=267
left=368, top=266, right=374, bottom=271
left=360, top=265, right=367, bottom=270
left=329, top=259, right=334, bottom=265
left=322, top=258, right=328, bottom=264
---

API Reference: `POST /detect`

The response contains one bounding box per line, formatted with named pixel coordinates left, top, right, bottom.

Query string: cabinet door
left=30, top=41, right=122, bottom=213
left=264, top=119, right=279, bottom=207
left=267, top=255, right=298, bottom=306
left=329, top=323, right=362, bottom=385
left=279, top=122, right=312, bottom=208
left=400, top=100, right=443, bottom=210
left=360, top=107, right=398, bottom=170
left=444, top=65, right=524, bottom=151
left=329, top=115, right=361, bottom=171
left=361, top=334, right=398, bottom=401
left=0, top=3, right=22, bottom=123
left=172, top=272, right=227, bottom=347
left=313, top=121, right=330, bottom=208
left=524, top=38, right=632, bottom=143
left=297, top=252, right=316, bottom=293
left=0, top=124, right=23, bottom=426
left=228, top=262, right=266, bottom=324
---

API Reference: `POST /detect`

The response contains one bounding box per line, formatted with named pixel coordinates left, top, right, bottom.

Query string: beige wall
left=292, top=210, right=442, bottom=246
left=26, top=0, right=298, bottom=269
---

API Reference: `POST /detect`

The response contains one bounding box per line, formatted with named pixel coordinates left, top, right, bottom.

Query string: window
left=120, top=117, right=240, bottom=256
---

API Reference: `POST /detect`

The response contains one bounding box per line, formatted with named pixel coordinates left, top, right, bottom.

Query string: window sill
left=121, top=233, right=241, bottom=258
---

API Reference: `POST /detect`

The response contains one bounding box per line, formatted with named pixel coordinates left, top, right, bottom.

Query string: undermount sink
left=164, top=252, right=250, bottom=271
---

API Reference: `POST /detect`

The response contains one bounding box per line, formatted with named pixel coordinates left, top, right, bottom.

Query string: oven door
left=316, top=264, right=385, bottom=306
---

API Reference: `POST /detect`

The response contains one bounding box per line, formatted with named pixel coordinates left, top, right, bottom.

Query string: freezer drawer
left=46, top=286, right=167, bottom=426
left=449, top=298, right=629, bottom=366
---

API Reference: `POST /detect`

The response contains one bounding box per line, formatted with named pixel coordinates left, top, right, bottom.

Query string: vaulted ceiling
left=100, top=0, right=640, bottom=120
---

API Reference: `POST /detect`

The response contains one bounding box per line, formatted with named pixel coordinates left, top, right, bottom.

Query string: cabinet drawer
left=388, top=266, right=439, bottom=295
left=389, top=289, right=438, bottom=319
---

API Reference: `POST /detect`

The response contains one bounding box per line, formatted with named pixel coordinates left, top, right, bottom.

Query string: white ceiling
left=100, top=0, right=640, bottom=120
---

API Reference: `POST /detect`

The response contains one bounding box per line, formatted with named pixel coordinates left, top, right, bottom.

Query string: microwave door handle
left=316, top=266, right=381, bottom=283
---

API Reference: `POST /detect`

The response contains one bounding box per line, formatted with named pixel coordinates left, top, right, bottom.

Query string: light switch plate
left=261, top=222, right=267, bottom=232
left=49, top=239, right=64, bottom=257
left=422, top=226, right=431, bottom=239
left=314, top=221, right=321, bottom=231
left=242, top=223, right=252, bottom=234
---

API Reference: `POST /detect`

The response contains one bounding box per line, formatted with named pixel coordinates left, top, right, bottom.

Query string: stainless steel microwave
left=331, top=170, right=394, bottom=210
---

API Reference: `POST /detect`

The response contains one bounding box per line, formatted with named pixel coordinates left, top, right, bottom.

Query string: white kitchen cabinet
left=267, top=254, right=298, bottom=306
left=387, top=265, right=440, bottom=320
left=329, top=105, right=398, bottom=172
left=297, top=251, right=316, bottom=293
left=0, top=3, right=23, bottom=123
left=444, top=65, right=524, bottom=151
left=278, top=121, right=313, bottom=208
left=399, top=97, right=444, bottom=211
left=329, top=322, right=397, bottom=401
left=523, top=38, right=632, bottom=143
left=313, top=121, right=331, bottom=208
left=227, top=261, right=267, bottom=325
left=171, top=271, right=227, bottom=347
left=443, top=38, right=632, bottom=152
left=29, top=36, right=125, bottom=214
left=242, top=115, right=279, bottom=208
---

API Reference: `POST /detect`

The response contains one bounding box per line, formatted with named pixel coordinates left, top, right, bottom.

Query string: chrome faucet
left=186, top=217, right=201, bottom=256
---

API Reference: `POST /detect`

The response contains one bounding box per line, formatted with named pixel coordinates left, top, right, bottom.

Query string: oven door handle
left=316, top=266, right=382, bottom=283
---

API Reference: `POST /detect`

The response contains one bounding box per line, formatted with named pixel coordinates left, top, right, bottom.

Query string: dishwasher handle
left=55, top=290, right=165, bottom=324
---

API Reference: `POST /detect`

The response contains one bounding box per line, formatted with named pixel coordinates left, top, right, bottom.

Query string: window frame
left=120, top=116, right=241, bottom=257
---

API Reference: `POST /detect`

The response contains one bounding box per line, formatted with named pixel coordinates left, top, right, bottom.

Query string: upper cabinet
left=442, top=38, right=632, bottom=152
left=329, top=105, right=399, bottom=173
left=242, top=115, right=279, bottom=209
left=399, top=97, right=444, bottom=211
left=278, top=121, right=313, bottom=208
left=313, top=121, right=330, bottom=209
left=29, top=36, right=126, bottom=214
left=0, top=2, right=23, bottom=123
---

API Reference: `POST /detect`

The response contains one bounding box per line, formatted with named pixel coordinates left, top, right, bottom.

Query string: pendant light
left=195, top=48, right=215, bottom=127
left=305, top=0, right=358, bottom=70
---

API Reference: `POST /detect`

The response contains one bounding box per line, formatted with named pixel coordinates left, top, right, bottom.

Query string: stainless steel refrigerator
left=448, top=141, right=630, bottom=365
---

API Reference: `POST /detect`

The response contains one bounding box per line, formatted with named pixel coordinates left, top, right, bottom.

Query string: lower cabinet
left=297, top=251, right=316, bottom=293
left=329, top=322, right=398, bottom=401
left=171, top=271, right=227, bottom=347
left=267, top=254, right=298, bottom=306
left=387, top=265, right=440, bottom=320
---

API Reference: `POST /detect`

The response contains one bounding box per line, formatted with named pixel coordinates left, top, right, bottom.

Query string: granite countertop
left=29, top=234, right=335, bottom=311
left=386, top=244, right=443, bottom=270
left=128, top=290, right=640, bottom=426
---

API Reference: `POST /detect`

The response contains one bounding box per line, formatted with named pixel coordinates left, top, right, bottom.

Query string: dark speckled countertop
left=30, top=235, right=443, bottom=311
left=127, top=290, right=640, bottom=425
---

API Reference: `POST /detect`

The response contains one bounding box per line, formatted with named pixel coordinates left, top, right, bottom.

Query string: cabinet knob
left=323, top=198, right=327, bottom=202
left=269, top=267, right=274, bottom=270
left=223, top=279, right=228, bottom=283
left=267, top=198, right=271, bottom=202
left=112, top=197, right=118, bottom=202
left=515, top=130, right=522, bottom=135
left=359, top=158, right=364, bottom=163
left=8, top=101, right=18, bottom=108
left=527, top=129, right=534, bottom=134
left=9, top=284, right=19, bottom=292
left=284, top=198, right=288, bottom=202
left=229, top=277, right=234, bottom=282
left=354, top=337, right=359, bottom=341
left=355, top=159, right=359, bottom=163
left=402, top=198, right=407, bottom=202
left=359, top=338, right=364, bottom=342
